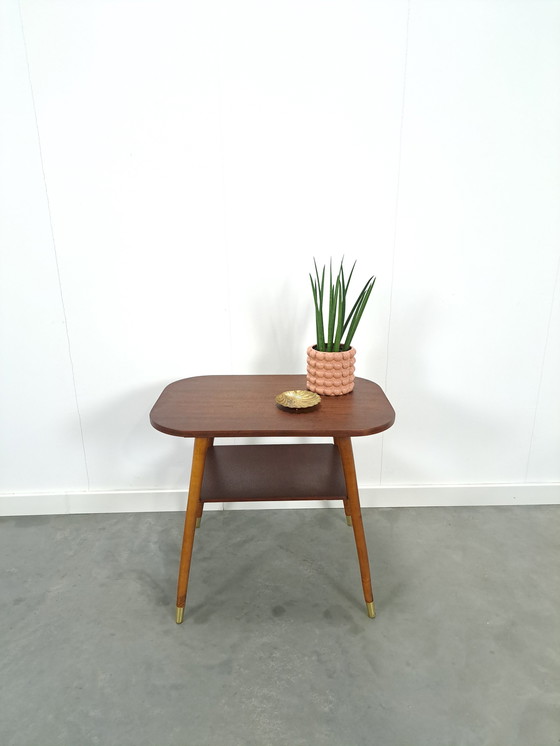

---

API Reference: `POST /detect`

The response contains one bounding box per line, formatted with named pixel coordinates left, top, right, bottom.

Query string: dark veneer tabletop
left=150, top=375, right=395, bottom=438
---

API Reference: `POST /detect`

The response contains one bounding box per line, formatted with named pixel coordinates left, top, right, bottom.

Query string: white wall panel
left=381, top=0, right=560, bottom=485
left=20, top=0, right=230, bottom=490
left=1, top=0, right=559, bottom=510
left=526, top=265, right=560, bottom=482
left=0, top=0, right=88, bottom=493
left=220, top=1, right=408, bottom=383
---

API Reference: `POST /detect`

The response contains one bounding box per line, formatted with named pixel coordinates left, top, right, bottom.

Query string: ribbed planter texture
left=306, top=346, right=356, bottom=396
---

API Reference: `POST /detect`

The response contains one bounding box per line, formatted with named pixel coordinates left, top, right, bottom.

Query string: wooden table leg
left=195, top=500, right=203, bottom=529
left=331, top=441, right=353, bottom=526
left=194, top=438, right=213, bottom=529
left=341, top=497, right=352, bottom=526
left=334, top=436, right=376, bottom=618
left=176, top=436, right=212, bottom=623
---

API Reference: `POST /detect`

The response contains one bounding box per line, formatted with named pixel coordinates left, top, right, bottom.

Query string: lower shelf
left=200, top=444, right=347, bottom=502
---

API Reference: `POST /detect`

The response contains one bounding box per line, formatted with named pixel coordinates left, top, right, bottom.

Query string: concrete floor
left=1, top=506, right=559, bottom=746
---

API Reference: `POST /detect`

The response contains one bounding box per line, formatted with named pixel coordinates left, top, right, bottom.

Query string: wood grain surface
left=150, top=375, right=395, bottom=438
left=199, top=444, right=347, bottom=502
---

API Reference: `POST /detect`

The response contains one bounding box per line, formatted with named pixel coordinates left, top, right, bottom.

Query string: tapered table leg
left=176, top=437, right=212, bottom=623
left=334, top=436, right=376, bottom=618
left=194, top=438, right=213, bottom=529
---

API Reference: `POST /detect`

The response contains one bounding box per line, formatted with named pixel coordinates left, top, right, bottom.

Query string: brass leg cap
left=346, top=515, right=353, bottom=526
left=176, top=606, right=185, bottom=624
left=366, top=601, right=376, bottom=618
left=195, top=517, right=201, bottom=529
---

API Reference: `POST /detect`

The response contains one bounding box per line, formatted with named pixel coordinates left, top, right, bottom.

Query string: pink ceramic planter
left=306, top=346, right=356, bottom=396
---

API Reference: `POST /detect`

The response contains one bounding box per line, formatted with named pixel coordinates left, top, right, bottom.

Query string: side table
left=150, top=375, right=395, bottom=623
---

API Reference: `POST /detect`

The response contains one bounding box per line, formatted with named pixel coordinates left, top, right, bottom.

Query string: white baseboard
left=1, top=483, right=559, bottom=516
left=361, top=483, right=560, bottom=507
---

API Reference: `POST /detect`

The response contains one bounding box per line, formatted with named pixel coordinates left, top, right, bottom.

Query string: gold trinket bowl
left=275, top=390, right=321, bottom=410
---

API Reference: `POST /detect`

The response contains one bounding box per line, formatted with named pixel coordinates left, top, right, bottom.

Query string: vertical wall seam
left=18, top=0, right=91, bottom=490
left=524, top=250, right=560, bottom=482
left=218, top=86, right=234, bottom=381
left=379, top=0, right=411, bottom=485
left=217, top=25, right=232, bottom=504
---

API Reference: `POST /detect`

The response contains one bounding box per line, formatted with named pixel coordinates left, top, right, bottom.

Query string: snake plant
left=309, top=258, right=375, bottom=352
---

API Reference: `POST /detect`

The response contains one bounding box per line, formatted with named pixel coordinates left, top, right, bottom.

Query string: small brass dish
left=275, top=390, right=321, bottom=410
